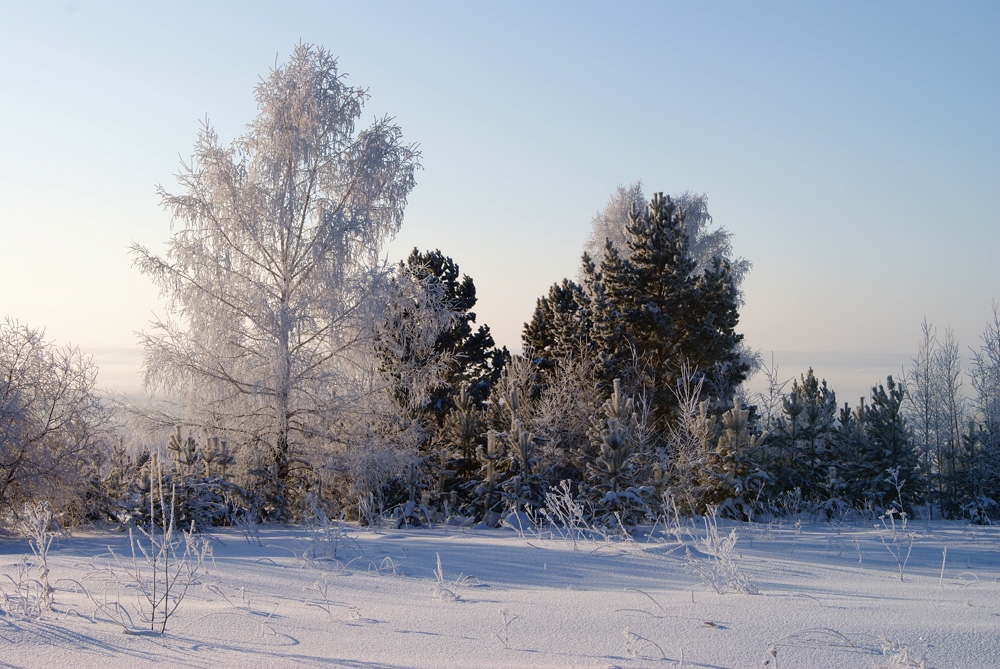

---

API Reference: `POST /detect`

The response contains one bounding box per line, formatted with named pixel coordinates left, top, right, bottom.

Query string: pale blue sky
left=1, top=1, right=997, bottom=404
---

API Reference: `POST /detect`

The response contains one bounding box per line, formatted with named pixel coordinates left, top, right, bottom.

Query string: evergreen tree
left=587, top=193, right=747, bottom=428
left=488, top=376, right=547, bottom=515
left=765, top=369, right=838, bottom=502
left=582, top=379, right=648, bottom=525
left=581, top=182, right=752, bottom=303
left=967, top=306, right=1000, bottom=521
left=860, top=376, right=919, bottom=511
left=699, top=396, right=766, bottom=519
left=402, top=248, right=506, bottom=414
left=522, top=278, right=592, bottom=371
left=375, top=249, right=506, bottom=514
left=827, top=401, right=866, bottom=512
left=953, top=422, right=999, bottom=522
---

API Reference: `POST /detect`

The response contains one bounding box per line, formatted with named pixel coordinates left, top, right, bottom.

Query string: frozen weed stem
left=876, top=509, right=915, bottom=581
left=623, top=627, right=666, bottom=660
left=432, top=552, right=461, bottom=601
left=101, top=456, right=210, bottom=633
left=542, top=479, right=587, bottom=550
left=2, top=502, right=60, bottom=619
left=492, top=607, right=519, bottom=649
left=302, top=494, right=355, bottom=562
left=688, top=506, right=758, bottom=595
left=1, top=557, right=46, bottom=620
left=22, top=501, right=56, bottom=611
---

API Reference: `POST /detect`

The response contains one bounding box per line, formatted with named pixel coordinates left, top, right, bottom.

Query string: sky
left=1, top=1, right=998, bottom=405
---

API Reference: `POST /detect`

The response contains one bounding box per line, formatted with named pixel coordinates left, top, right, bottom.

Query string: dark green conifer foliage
left=522, top=278, right=592, bottom=371
left=583, top=378, right=647, bottom=525
left=954, top=423, right=999, bottom=522
left=484, top=378, right=547, bottom=514
left=860, top=376, right=918, bottom=510
left=699, top=397, right=766, bottom=518
left=471, top=431, right=505, bottom=521
left=766, top=369, right=838, bottom=502
left=587, top=193, right=747, bottom=427
left=376, top=249, right=506, bottom=514
left=402, top=249, right=506, bottom=414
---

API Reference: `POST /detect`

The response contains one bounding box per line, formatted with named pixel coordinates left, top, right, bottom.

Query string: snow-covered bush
left=0, top=318, right=112, bottom=528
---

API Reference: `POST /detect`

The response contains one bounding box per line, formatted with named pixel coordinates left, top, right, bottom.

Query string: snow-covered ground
left=1, top=516, right=998, bottom=668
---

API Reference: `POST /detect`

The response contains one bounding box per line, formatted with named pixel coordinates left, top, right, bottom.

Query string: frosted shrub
left=95, top=457, right=210, bottom=634
left=876, top=508, right=916, bottom=581
left=542, top=480, right=587, bottom=550
left=21, top=501, right=55, bottom=611
left=688, top=505, right=758, bottom=595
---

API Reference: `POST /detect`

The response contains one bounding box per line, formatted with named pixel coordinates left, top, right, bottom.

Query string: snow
left=2, top=517, right=998, bottom=668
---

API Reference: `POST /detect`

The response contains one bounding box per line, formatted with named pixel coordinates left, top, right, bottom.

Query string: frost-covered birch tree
left=131, top=44, right=420, bottom=514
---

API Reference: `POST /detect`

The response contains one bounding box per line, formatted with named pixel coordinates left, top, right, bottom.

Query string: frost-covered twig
left=875, top=509, right=915, bottom=582
left=623, top=627, right=666, bottom=660
left=22, top=501, right=56, bottom=611
left=492, top=607, right=519, bottom=649
left=687, top=506, right=757, bottom=595
left=432, top=553, right=461, bottom=602
left=542, top=480, right=586, bottom=551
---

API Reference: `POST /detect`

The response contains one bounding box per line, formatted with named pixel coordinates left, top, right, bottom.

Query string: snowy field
left=1, top=516, right=998, bottom=668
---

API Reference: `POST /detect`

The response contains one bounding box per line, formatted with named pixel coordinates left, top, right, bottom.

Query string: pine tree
left=699, top=396, right=766, bottom=519
left=860, top=376, right=919, bottom=511
left=522, top=278, right=592, bottom=372
left=375, top=249, right=505, bottom=514
left=403, top=248, right=506, bottom=412
left=485, top=376, right=546, bottom=515
left=953, top=422, right=998, bottom=522
left=583, top=379, right=647, bottom=525
left=765, top=369, right=838, bottom=502
left=587, top=193, right=747, bottom=429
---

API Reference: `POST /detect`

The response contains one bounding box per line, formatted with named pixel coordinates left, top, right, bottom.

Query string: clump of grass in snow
left=686, top=506, right=758, bottom=595
left=432, top=553, right=461, bottom=602
left=1, top=556, right=46, bottom=621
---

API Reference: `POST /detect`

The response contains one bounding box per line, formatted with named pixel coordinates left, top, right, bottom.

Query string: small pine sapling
left=582, top=378, right=649, bottom=527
